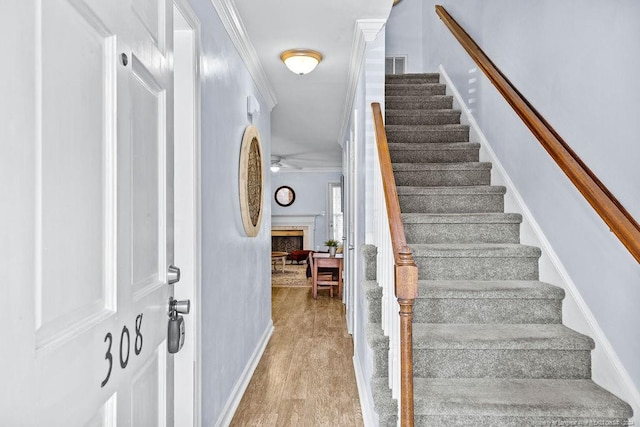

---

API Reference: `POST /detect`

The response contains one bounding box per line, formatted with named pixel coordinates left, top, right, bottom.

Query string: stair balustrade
left=435, top=4, right=640, bottom=263
left=372, top=102, right=419, bottom=427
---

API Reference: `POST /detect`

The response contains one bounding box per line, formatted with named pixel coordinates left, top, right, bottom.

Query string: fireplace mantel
left=272, top=215, right=316, bottom=250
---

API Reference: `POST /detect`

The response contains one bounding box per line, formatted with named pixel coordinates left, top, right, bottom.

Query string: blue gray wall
left=189, top=0, right=273, bottom=424
left=271, top=170, right=342, bottom=249
left=385, top=0, right=424, bottom=73
left=387, top=0, right=640, bottom=398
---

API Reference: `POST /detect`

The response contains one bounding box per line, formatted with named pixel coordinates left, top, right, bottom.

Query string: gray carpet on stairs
left=365, top=73, right=633, bottom=426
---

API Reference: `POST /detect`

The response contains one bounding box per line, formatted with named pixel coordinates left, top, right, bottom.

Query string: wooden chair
left=308, top=252, right=343, bottom=299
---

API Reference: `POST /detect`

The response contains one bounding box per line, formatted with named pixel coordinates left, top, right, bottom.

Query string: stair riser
left=386, top=98, right=453, bottom=110
left=386, top=112, right=461, bottom=126
left=414, top=256, right=539, bottom=281
left=414, top=298, right=562, bottom=324
left=386, top=85, right=446, bottom=96
left=399, top=193, right=504, bottom=214
left=394, top=169, right=491, bottom=187
left=390, top=148, right=479, bottom=163
left=405, top=222, right=519, bottom=244
left=387, top=129, right=469, bottom=143
left=413, top=349, right=591, bottom=379
left=386, top=75, right=440, bottom=84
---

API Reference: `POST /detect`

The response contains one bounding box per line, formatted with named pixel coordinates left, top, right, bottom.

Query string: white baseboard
left=353, top=350, right=379, bottom=427
left=214, top=321, right=274, bottom=427
left=439, top=64, right=640, bottom=422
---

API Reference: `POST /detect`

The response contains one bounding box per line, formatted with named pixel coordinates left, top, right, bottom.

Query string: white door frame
left=173, top=1, right=202, bottom=425
left=346, top=116, right=359, bottom=334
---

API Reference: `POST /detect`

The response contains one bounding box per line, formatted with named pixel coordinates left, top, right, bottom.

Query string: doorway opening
left=328, top=181, right=344, bottom=243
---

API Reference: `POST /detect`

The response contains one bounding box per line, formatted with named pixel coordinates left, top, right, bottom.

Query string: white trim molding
left=214, top=321, right=274, bottom=427
left=439, top=64, right=640, bottom=422
left=208, top=0, right=277, bottom=110
left=353, top=351, right=378, bottom=427
left=338, top=19, right=386, bottom=145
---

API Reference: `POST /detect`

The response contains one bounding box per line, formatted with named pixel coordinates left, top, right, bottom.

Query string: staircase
left=368, top=73, right=633, bottom=426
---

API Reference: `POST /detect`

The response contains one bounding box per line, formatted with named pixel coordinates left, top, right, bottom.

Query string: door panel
left=132, top=0, right=167, bottom=53
left=132, top=348, right=167, bottom=426
left=37, top=0, right=117, bottom=350
left=0, top=0, right=174, bottom=425
left=130, top=57, right=166, bottom=294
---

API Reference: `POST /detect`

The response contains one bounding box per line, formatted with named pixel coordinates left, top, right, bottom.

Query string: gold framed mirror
left=239, top=125, right=263, bottom=237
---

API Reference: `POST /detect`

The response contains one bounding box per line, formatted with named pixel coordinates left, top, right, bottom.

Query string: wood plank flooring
left=230, top=287, right=364, bottom=426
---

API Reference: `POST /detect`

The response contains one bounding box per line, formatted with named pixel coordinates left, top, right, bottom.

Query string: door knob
left=167, top=265, right=181, bottom=285
left=169, top=297, right=190, bottom=316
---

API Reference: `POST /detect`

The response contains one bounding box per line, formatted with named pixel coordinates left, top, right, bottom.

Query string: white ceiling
left=233, top=0, right=392, bottom=170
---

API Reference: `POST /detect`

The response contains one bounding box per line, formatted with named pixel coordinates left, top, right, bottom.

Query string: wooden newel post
left=395, top=246, right=418, bottom=427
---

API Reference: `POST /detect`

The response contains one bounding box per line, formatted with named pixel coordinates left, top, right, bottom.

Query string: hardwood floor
left=230, top=287, right=364, bottom=426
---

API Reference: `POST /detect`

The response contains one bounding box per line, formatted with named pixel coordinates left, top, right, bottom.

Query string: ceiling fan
left=270, top=155, right=301, bottom=172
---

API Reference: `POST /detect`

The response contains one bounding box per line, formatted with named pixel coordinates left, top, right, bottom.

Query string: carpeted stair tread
left=412, top=323, right=594, bottom=350
left=386, top=73, right=440, bottom=83
left=411, top=244, right=541, bottom=281
left=402, top=212, right=521, bottom=224
left=367, top=323, right=390, bottom=379
left=402, top=213, right=522, bottom=244
left=386, top=109, right=462, bottom=126
left=386, top=95, right=452, bottom=102
left=393, top=162, right=491, bottom=172
left=398, top=186, right=507, bottom=214
left=386, top=108, right=459, bottom=115
left=386, top=124, right=469, bottom=131
left=394, top=163, right=491, bottom=187
left=410, top=243, right=541, bottom=258
left=367, top=322, right=387, bottom=348
left=397, top=185, right=506, bottom=195
left=389, top=142, right=480, bottom=163
left=412, top=378, right=633, bottom=419
left=372, top=377, right=398, bottom=426
left=389, top=142, right=479, bottom=151
left=364, top=280, right=382, bottom=323
left=387, top=127, right=468, bottom=144
left=386, top=83, right=446, bottom=96
left=386, top=95, right=453, bottom=110
left=414, top=280, right=564, bottom=324
left=418, top=280, right=564, bottom=300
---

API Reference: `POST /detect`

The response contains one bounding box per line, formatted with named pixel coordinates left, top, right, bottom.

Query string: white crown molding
left=338, top=19, right=386, bottom=145
left=209, top=0, right=278, bottom=110
left=358, top=19, right=387, bottom=42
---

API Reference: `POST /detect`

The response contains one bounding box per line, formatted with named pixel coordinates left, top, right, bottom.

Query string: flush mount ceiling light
left=280, top=49, right=323, bottom=75
left=270, top=160, right=282, bottom=172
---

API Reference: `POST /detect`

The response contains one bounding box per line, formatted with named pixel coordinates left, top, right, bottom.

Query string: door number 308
left=101, top=314, right=143, bottom=388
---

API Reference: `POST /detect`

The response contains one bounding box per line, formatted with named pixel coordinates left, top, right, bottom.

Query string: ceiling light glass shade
left=270, top=162, right=281, bottom=172
left=280, top=49, right=323, bottom=75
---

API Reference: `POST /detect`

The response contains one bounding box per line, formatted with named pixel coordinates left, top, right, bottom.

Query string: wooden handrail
left=372, top=102, right=419, bottom=427
left=436, top=5, right=640, bottom=263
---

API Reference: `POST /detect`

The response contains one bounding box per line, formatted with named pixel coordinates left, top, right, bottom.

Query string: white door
left=0, top=0, right=175, bottom=425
